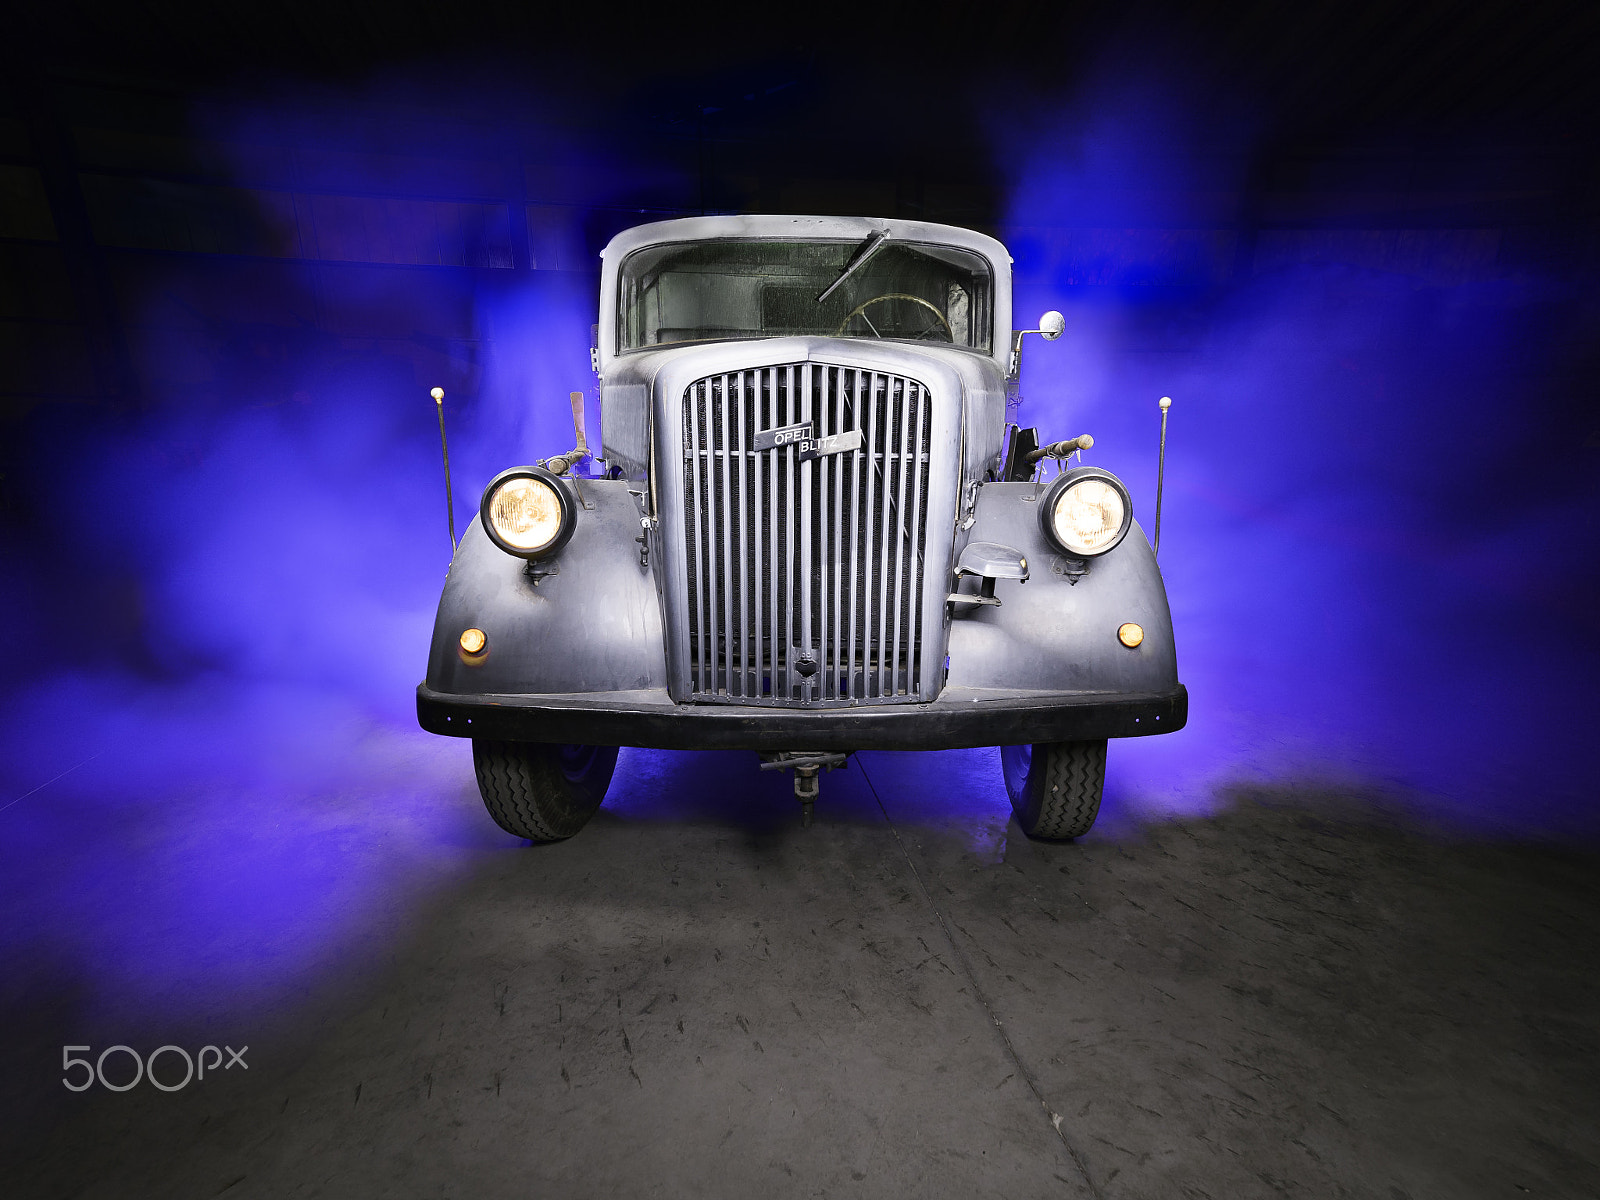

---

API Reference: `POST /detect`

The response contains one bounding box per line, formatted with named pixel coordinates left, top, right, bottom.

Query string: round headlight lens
left=480, top=466, right=576, bottom=559
left=488, top=477, right=563, bottom=552
left=1051, top=478, right=1126, bottom=556
left=1039, top=468, right=1133, bottom=558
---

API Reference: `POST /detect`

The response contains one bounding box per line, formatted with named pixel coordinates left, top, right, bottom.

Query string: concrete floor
left=4, top=737, right=1599, bottom=1199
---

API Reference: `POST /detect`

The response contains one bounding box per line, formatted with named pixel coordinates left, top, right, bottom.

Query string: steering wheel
left=836, top=293, right=954, bottom=341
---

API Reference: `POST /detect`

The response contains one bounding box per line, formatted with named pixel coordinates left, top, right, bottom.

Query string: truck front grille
left=681, top=363, right=933, bottom=705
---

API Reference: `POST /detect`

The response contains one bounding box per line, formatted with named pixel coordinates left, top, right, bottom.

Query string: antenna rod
left=1153, top=396, right=1172, bottom=557
left=432, top=387, right=456, bottom=552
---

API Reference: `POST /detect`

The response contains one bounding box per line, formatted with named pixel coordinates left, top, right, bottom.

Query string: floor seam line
left=0, top=751, right=103, bottom=817
left=855, top=754, right=1105, bottom=1200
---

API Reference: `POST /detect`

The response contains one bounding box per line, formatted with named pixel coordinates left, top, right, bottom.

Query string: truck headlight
left=480, top=466, right=576, bottom=559
left=1040, top=467, right=1132, bottom=558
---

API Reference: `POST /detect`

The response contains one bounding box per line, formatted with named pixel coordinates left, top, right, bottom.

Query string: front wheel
left=472, top=741, right=619, bottom=842
left=1000, top=740, right=1106, bottom=840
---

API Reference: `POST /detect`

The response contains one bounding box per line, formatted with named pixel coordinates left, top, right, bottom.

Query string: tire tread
left=472, top=741, right=613, bottom=842
left=1002, top=739, right=1105, bottom=840
left=1031, top=740, right=1105, bottom=839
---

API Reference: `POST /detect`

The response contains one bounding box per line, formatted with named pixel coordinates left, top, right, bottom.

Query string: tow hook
left=758, top=751, right=850, bottom=827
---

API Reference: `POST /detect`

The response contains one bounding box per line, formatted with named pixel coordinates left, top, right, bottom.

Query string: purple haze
left=2, top=69, right=1596, bottom=1030
left=992, top=60, right=1598, bottom=834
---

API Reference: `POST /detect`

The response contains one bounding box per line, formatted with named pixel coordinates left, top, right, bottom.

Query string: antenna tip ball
left=1159, top=396, right=1172, bottom=409
left=430, top=387, right=445, bottom=401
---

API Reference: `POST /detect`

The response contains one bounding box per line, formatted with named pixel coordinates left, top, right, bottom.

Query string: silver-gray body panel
left=947, top=484, right=1179, bottom=695
left=425, top=481, right=666, bottom=697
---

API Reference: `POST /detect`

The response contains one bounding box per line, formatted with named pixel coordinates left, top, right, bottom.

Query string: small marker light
left=1117, top=622, right=1144, bottom=648
left=459, top=628, right=487, bottom=655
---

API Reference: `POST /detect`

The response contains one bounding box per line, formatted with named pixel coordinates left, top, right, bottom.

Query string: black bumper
left=416, top=683, right=1187, bottom=751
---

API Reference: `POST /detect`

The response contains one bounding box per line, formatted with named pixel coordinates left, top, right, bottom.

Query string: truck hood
left=602, top=336, right=1006, bottom=396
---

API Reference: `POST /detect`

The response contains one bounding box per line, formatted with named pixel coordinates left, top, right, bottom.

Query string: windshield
left=617, top=237, right=994, bottom=353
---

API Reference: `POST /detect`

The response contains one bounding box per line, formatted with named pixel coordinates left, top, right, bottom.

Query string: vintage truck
left=417, top=214, right=1186, bottom=841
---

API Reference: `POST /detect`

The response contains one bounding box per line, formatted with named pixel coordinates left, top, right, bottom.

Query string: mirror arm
left=1007, top=329, right=1027, bottom=380
left=1007, top=310, right=1066, bottom=380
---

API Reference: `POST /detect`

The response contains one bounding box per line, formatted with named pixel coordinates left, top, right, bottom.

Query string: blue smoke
left=2, top=64, right=1595, bottom=1032
left=994, top=66, right=1599, bottom=835
left=0, top=82, right=607, bottom=1023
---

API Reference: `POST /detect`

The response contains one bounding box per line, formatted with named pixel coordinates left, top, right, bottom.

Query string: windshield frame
left=613, top=235, right=999, bottom=357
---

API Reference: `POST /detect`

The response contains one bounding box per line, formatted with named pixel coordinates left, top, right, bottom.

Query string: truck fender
left=945, top=482, right=1179, bottom=695
left=424, top=479, right=667, bottom=696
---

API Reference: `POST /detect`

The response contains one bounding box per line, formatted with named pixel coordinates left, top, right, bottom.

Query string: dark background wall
left=5, top=0, right=1595, bottom=420
left=1, top=0, right=1597, bottom=833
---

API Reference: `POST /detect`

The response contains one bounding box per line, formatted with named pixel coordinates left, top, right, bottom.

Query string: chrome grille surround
left=672, top=362, right=944, bottom=706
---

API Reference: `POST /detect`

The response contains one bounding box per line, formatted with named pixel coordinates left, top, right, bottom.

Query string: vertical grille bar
left=814, top=365, right=829, bottom=699
left=782, top=365, right=796, bottom=700
left=736, top=369, right=751, bottom=698
left=688, top=382, right=708, bottom=692
left=767, top=366, right=780, bottom=699
left=797, top=363, right=813, bottom=702
left=704, top=381, right=721, bottom=695
left=905, top=381, right=927, bottom=692
left=889, top=376, right=911, bottom=694
left=751, top=368, right=766, bottom=698
left=848, top=367, right=866, bottom=699
left=829, top=367, right=844, bottom=699
left=870, top=374, right=883, bottom=694
left=716, top=374, right=732, bottom=697
left=883, top=374, right=896, bottom=694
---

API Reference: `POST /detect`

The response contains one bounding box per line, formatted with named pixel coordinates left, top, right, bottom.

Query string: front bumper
left=417, top=683, right=1187, bottom=751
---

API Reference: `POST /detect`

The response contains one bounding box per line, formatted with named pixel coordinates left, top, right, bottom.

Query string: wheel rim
left=1000, top=743, right=1032, bottom=800
left=558, top=744, right=600, bottom=780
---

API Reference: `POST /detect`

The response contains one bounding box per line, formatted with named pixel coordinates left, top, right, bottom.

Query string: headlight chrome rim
left=1039, top=466, right=1133, bottom=558
left=479, top=465, right=577, bottom=560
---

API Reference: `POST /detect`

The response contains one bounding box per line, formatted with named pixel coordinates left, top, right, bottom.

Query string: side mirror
left=1007, top=309, right=1067, bottom=379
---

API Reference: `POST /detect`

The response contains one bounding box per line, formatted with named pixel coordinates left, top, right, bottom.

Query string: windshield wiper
left=816, top=229, right=890, bottom=303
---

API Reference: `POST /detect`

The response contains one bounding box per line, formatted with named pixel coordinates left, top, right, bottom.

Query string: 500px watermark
left=62, top=1044, right=248, bottom=1092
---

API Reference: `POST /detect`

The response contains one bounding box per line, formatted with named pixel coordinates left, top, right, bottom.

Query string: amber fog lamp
left=1040, top=466, right=1133, bottom=558
left=1118, top=622, right=1144, bottom=648
left=480, top=465, right=576, bottom=559
left=459, top=628, right=487, bottom=655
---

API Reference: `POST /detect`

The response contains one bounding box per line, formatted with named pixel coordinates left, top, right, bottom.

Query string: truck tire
left=472, top=741, right=619, bottom=842
left=1000, top=740, right=1106, bottom=840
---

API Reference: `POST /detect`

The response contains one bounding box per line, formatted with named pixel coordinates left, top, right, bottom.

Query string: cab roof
left=599, top=214, right=1012, bottom=271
